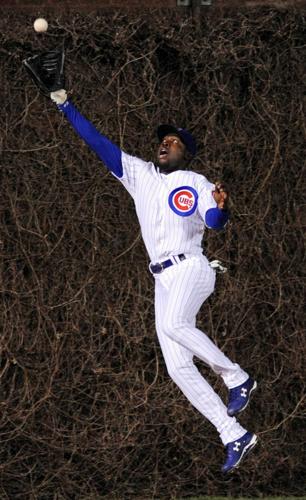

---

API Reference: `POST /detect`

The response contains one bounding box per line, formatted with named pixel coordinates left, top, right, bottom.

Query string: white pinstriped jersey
left=115, top=152, right=218, bottom=263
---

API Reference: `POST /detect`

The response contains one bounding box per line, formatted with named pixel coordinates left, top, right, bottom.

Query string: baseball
left=33, top=18, right=48, bottom=33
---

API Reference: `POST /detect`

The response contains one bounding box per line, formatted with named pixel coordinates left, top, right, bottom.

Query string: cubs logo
left=168, top=186, right=198, bottom=217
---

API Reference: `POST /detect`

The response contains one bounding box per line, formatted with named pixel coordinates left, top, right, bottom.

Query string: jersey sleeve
left=197, top=177, right=229, bottom=230
left=117, top=152, right=151, bottom=198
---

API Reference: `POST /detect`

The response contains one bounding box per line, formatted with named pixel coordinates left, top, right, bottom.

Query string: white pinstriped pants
left=154, top=254, right=248, bottom=445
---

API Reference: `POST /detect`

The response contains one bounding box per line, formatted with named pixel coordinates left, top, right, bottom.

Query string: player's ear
left=184, top=150, right=194, bottom=165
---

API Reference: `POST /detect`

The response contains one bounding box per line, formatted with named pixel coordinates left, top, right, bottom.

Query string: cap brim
left=157, top=124, right=182, bottom=143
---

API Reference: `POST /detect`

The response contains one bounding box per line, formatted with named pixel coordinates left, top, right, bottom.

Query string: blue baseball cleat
left=227, top=377, right=257, bottom=416
left=222, top=431, right=258, bottom=474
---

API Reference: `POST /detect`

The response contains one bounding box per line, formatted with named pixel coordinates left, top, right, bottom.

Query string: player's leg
left=154, top=275, right=247, bottom=445
left=160, top=255, right=249, bottom=389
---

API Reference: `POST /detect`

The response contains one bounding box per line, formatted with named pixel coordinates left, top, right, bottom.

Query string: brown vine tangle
left=0, top=6, right=305, bottom=499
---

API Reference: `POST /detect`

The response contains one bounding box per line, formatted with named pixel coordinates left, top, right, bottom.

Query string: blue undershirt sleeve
left=58, top=100, right=123, bottom=178
left=205, top=207, right=229, bottom=230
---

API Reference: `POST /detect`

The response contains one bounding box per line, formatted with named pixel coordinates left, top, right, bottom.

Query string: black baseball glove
left=23, top=48, right=65, bottom=96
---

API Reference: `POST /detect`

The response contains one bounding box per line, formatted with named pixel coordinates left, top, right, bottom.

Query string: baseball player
left=22, top=45, right=257, bottom=469
left=46, top=87, right=258, bottom=473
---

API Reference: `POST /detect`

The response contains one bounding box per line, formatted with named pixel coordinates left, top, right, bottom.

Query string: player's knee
left=163, top=319, right=186, bottom=342
left=167, top=363, right=193, bottom=387
left=167, top=366, right=182, bottom=385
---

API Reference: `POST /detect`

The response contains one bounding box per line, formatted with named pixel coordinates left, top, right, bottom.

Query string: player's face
left=156, top=135, right=187, bottom=172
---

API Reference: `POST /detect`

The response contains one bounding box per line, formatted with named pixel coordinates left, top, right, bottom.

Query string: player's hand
left=212, top=182, right=229, bottom=210
left=50, top=89, right=67, bottom=105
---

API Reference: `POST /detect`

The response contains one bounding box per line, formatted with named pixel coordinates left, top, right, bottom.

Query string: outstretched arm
left=51, top=90, right=123, bottom=178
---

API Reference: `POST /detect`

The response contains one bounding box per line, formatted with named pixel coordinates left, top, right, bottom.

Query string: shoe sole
left=228, top=380, right=258, bottom=417
left=225, top=434, right=258, bottom=474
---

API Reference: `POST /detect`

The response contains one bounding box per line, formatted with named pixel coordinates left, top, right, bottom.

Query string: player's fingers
left=215, top=188, right=229, bottom=202
left=215, top=181, right=228, bottom=193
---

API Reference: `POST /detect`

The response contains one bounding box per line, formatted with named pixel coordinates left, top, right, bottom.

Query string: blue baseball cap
left=157, top=124, right=197, bottom=157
